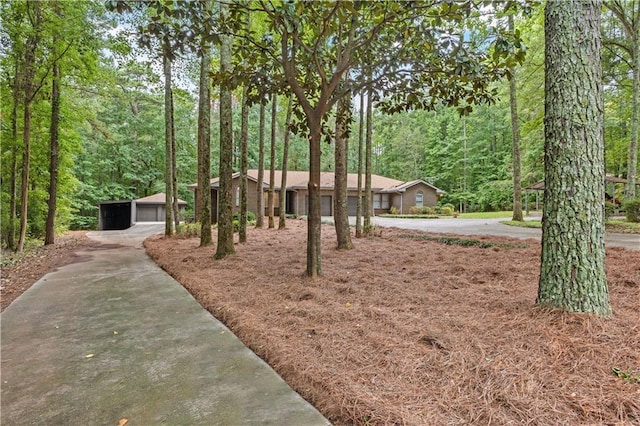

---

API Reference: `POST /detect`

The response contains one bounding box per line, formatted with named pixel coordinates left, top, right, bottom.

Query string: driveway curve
left=372, top=216, right=640, bottom=250
left=1, top=224, right=329, bottom=426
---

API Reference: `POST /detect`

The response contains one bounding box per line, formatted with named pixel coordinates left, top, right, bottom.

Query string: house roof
left=380, top=179, right=446, bottom=194
left=136, top=192, right=187, bottom=205
left=189, top=170, right=445, bottom=193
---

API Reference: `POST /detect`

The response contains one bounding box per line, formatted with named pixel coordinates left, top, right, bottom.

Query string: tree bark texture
left=307, top=119, right=323, bottom=277
left=509, top=15, right=523, bottom=222
left=163, top=52, right=174, bottom=236
left=18, top=1, right=41, bottom=252
left=356, top=92, right=364, bottom=238
left=628, top=3, right=639, bottom=198
left=171, top=84, right=180, bottom=230
left=539, top=0, right=611, bottom=316
left=363, top=88, right=374, bottom=237
left=334, top=93, right=354, bottom=249
left=239, top=86, right=249, bottom=242
left=8, top=61, right=20, bottom=250
left=256, top=101, right=265, bottom=228
left=197, top=50, right=212, bottom=246
left=45, top=60, right=60, bottom=245
left=279, top=96, right=293, bottom=230
left=268, top=93, right=277, bottom=229
left=215, top=2, right=235, bottom=259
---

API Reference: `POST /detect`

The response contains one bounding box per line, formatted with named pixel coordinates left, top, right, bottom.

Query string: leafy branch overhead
left=225, top=0, right=530, bottom=116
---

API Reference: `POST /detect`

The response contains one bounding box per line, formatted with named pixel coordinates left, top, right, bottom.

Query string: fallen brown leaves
left=145, top=220, right=637, bottom=424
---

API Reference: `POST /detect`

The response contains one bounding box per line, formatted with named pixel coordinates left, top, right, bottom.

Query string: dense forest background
left=1, top=1, right=638, bottom=247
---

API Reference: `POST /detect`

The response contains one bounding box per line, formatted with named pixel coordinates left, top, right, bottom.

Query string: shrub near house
left=624, top=198, right=640, bottom=222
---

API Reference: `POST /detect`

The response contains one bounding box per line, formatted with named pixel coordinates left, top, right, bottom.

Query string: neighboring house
left=188, top=170, right=445, bottom=223
left=98, top=193, right=188, bottom=230
left=525, top=175, right=636, bottom=210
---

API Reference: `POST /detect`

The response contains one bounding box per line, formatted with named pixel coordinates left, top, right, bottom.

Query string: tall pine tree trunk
left=197, top=48, right=212, bottom=246
left=215, top=0, right=235, bottom=259
left=509, top=15, right=523, bottom=222
left=627, top=6, right=639, bottom=199
left=355, top=92, right=364, bottom=238
left=163, top=50, right=174, bottom=236
left=538, top=0, right=611, bottom=316
left=268, top=93, right=277, bottom=229
left=363, top=88, right=374, bottom=237
left=18, top=1, right=41, bottom=253
left=239, top=86, right=249, bottom=242
left=334, top=91, right=354, bottom=249
left=256, top=100, right=266, bottom=228
left=45, top=59, right=60, bottom=245
left=307, top=116, right=323, bottom=277
left=279, top=96, right=293, bottom=230
left=171, top=86, right=179, bottom=230
left=8, top=62, right=20, bottom=251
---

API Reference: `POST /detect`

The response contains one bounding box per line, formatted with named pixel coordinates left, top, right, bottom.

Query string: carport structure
left=98, top=193, right=187, bottom=230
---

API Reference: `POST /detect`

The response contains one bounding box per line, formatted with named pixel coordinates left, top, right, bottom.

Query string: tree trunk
left=509, top=15, right=523, bottom=222
left=268, top=93, right=277, bottom=229
left=334, top=92, right=354, bottom=249
left=256, top=100, right=266, bottom=228
left=363, top=88, right=374, bottom=237
left=279, top=96, right=293, bottom=230
left=197, top=49, right=212, bottom=246
left=163, top=51, right=174, bottom=236
left=172, top=92, right=180, bottom=231
left=307, top=116, right=323, bottom=277
left=8, top=61, right=20, bottom=251
left=45, top=59, right=60, bottom=245
left=239, top=86, right=249, bottom=242
left=627, top=3, right=640, bottom=199
left=215, top=1, right=235, bottom=259
left=538, top=0, right=611, bottom=316
left=355, top=92, right=364, bottom=238
left=17, top=1, right=41, bottom=253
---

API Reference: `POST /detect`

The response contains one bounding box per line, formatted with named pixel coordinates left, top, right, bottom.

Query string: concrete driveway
left=370, top=216, right=639, bottom=250
left=1, top=224, right=329, bottom=426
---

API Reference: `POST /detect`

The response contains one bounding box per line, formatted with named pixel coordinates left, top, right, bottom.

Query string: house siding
left=191, top=173, right=444, bottom=221
left=400, top=183, right=439, bottom=213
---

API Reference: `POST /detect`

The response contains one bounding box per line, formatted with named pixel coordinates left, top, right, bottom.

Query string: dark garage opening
left=99, top=201, right=132, bottom=230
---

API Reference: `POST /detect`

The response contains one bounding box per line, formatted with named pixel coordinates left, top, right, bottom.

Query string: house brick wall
left=399, top=183, right=439, bottom=214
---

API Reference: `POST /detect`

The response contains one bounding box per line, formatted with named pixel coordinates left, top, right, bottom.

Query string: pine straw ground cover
left=144, top=220, right=640, bottom=425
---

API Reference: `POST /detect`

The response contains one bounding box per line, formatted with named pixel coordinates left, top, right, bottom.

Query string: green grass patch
left=612, top=367, right=640, bottom=384
left=606, top=220, right=640, bottom=234
left=400, top=233, right=527, bottom=249
left=501, top=220, right=542, bottom=228
left=458, top=211, right=514, bottom=219
left=502, top=219, right=640, bottom=234
left=379, top=214, right=441, bottom=219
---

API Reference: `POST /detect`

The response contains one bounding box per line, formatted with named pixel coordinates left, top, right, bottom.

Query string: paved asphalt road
left=369, top=216, right=640, bottom=250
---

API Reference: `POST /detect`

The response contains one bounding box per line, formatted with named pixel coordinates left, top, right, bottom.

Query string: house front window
left=416, top=191, right=424, bottom=208
left=381, top=194, right=389, bottom=209
left=373, top=193, right=390, bottom=209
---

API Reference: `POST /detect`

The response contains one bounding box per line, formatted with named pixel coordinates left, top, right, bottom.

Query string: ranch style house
left=189, top=170, right=445, bottom=223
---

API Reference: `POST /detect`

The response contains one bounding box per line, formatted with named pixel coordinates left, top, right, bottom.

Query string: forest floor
left=3, top=221, right=639, bottom=424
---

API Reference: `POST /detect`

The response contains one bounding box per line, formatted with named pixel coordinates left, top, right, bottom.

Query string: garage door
left=136, top=204, right=161, bottom=222
left=347, top=196, right=358, bottom=216
left=321, top=195, right=332, bottom=216
left=306, top=195, right=333, bottom=216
